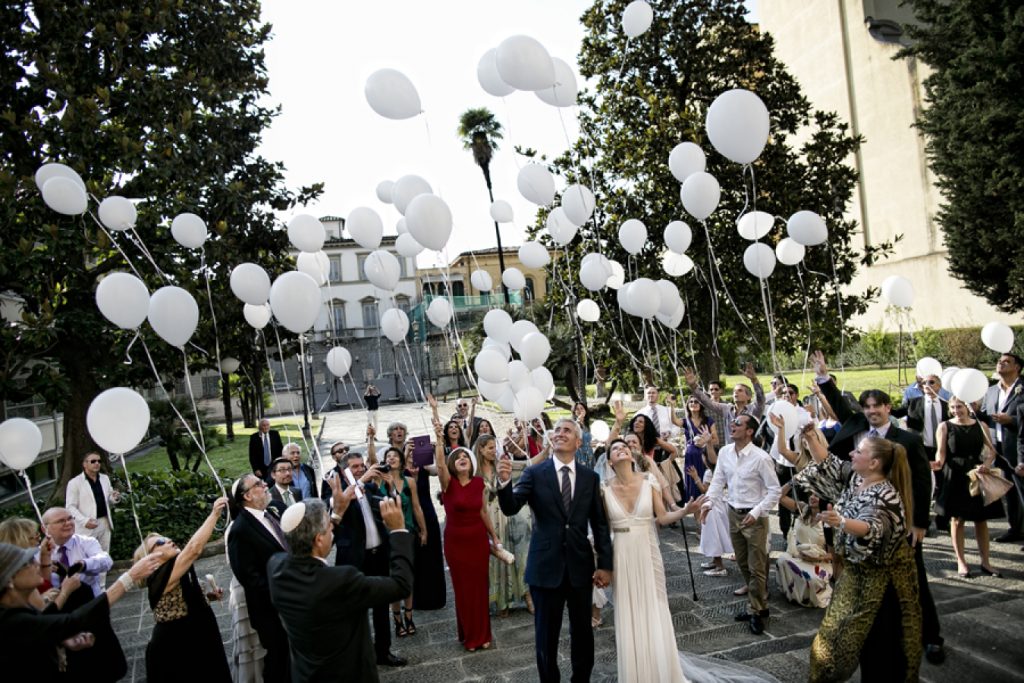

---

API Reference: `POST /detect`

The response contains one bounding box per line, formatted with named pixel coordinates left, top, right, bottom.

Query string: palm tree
left=458, top=107, right=509, bottom=304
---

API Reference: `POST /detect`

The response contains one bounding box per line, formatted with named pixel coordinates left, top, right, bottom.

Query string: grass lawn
left=128, top=416, right=322, bottom=477
left=721, top=366, right=908, bottom=399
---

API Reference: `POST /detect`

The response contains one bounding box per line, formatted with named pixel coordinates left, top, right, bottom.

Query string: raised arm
left=742, top=363, right=766, bottom=419
left=608, top=400, right=626, bottom=441
left=682, top=367, right=727, bottom=420
left=812, top=351, right=855, bottom=424
left=666, top=394, right=683, bottom=428
left=652, top=478, right=702, bottom=526
left=167, top=497, right=228, bottom=590
left=426, top=393, right=441, bottom=424
left=365, top=424, right=378, bottom=466
left=432, top=420, right=450, bottom=492
left=768, top=413, right=800, bottom=465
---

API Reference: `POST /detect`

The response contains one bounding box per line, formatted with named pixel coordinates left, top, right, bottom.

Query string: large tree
left=0, top=1, right=320, bottom=492
left=538, top=0, right=888, bottom=388
left=899, top=0, right=1023, bottom=312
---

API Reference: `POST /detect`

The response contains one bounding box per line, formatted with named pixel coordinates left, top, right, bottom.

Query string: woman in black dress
left=136, top=496, right=232, bottom=682
left=932, top=396, right=1004, bottom=577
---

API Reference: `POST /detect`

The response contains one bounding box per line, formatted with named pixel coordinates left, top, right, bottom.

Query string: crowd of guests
left=1, top=350, right=1022, bottom=681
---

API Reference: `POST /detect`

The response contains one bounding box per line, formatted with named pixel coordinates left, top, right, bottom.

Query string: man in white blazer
left=65, top=452, right=120, bottom=555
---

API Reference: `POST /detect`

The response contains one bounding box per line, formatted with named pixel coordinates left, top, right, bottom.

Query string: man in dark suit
left=497, top=418, right=613, bottom=683
left=975, top=353, right=1024, bottom=542
left=894, top=374, right=951, bottom=529
left=333, top=450, right=405, bottom=668
left=451, top=397, right=482, bottom=440
left=248, top=418, right=284, bottom=481
left=268, top=489, right=413, bottom=683
left=813, top=351, right=944, bottom=668
left=267, top=457, right=303, bottom=517
left=227, top=473, right=292, bottom=682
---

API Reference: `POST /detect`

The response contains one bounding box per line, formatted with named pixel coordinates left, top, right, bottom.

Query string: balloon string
left=701, top=223, right=721, bottom=358
left=617, top=37, right=632, bottom=81
left=182, top=351, right=229, bottom=499
left=400, top=339, right=428, bottom=404
left=123, top=331, right=140, bottom=365
left=296, top=335, right=326, bottom=473
left=126, top=228, right=172, bottom=283
left=200, top=247, right=224, bottom=381
left=796, top=265, right=814, bottom=389
left=758, top=277, right=779, bottom=373
left=270, top=323, right=312, bottom=450
left=86, top=211, right=146, bottom=281
left=682, top=287, right=699, bottom=371
left=825, top=243, right=847, bottom=387
left=114, top=452, right=146, bottom=546
left=17, top=471, right=45, bottom=526
left=704, top=219, right=763, bottom=351
left=500, top=96, right=525, bottom=173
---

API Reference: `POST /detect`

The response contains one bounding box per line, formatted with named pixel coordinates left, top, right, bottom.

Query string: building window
left=331, top=301, right=346, bottom=335
left=451, top=281, right=465, bottom=298
left=329, top=256, right=342, bottom=283
left=357, top=254, right=368, bottom=281
left=525, top=277, right=535, bottom=302
left=394, top=295, right=410, bottom=314
left=361, top=299, right=378, bottom=329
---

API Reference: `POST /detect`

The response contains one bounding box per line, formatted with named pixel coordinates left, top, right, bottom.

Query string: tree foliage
left=537, top=0, right=884, bottom=388
left=899, top=0, right=1024, bottom=313
left=0, top=1, right=320, bottom=494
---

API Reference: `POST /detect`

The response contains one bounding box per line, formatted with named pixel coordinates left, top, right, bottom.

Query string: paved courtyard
left=110, top=401, right=1024, bottom=682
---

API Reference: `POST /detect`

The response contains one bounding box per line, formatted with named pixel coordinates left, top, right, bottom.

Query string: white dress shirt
left=554, top=457, right=577, bottom=500
left=49, top=534, right=112, bottom=596
left=245, top=507, right=287, bottom=549
left=635, top=404, right=679, bottom=437
left=922, top=397, right=941, bottom=447
left=703, top=442, right=780, bottom=519
left=996, top=384, right=1010, bottom=443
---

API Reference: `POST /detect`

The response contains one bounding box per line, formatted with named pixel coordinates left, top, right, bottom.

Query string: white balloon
left=668, top=142, right=706, bottom=183
left=269, top=271, right=321, bottom=334
left=477, top=48, right=515, bottom=97
left=981, top=322, right=1014, bottom=354
left=508, top=360, right=532, bottom=392
left=243, top=303, right=272, bottom=329
left=518, top=241, right=550, bottom=269
left=364, top=68, right=421, bottom=120
left=471, top=269, right=494, bottom=292
left=148, top=286, right=199, bottom=347
left=513, top=386, right=546, bottom=421
left=517, top=164, right=556, bottom=206
left=941, top=366, right=960, bottom=389
left=768, top=400, right=800, bottom=440
left=364, top=250, right=401, bottom=291
left=391, top=175, right=433, bottom=215
left=426, top=298, right=453, bottom=328
left=375, top=180, right=395, bottom=204
left=680, top=172, right=720, bottom=221
left=662, top=251, right=694, bottom=277
left=618, top=219, right=647, bottom=255
left=502, top=267, right=526, bottom=291
left=35, top=162, right=85, bottom=192
left=775, top=238, right=806, bottom=266
left=531, top=367, right=555, bottom=400
left=41, top=177, right=88, bottom=215
left=580, top=255, right=612, bottom=291
left=509, top=320, right=539, bottom=352
left=484, top=309, right=515, bottom=343
left=230, top=263, right=271, bottom=305
left=380, top=308, right=409, bottom=343
left=490, top=200, right=514, bottom=223
left=577, top=298, right=600, bottom=323
left=627, top=278, right=661, bottom=318
left=656, top=279, right=681, bottom=316
left=475, top=348, right=510, bottom=383
left=477, top=378, right=511, bottom=402
left=170, top=212, right=208, bottom=249
left=616, top=283, right=635, bottom=315
left=496, top=35, right=556, bottom=91
left=786, top=210, right=828, bottom=246
left=950, top=368, right=989, bottom=404
left=705, top=88, right=770, bottom=164
left=482, top=337, right=512, bottom=361
left=535, top=57, right=578, bottom=107
left=496, top=388, right=516, bottom=413
left=519, top=332, right=551, bottom=370
left=0, top=418, right=43, bottom=470
left=97, top=196, right=137, bottom=232
left=296, top=251, right=329, bottom=285
left=220, top=357, right=241, bottom=374
left=394, top=232, right=424, bottom=258
left=87, top=388, right=150, bottom=454
left=916, top=357, right=943, bottom=379
left=606, top=260, right=626, bottom=289
left=743, top=242, right=777, bottom=279
left=395, top=217, right=408, bottom=235
left=545, top=207, right=579, bottom=246
left=405, top=194, right=452, bottom=250
left=346, top=206, right=383, bottom=249
left=655, top=299, right=685, bottom=329
left=326, top=347, right=352, bottom=377
left=737, top=211, right=775, bottom=241
left=591, top=420, right=611, bottom=442
left=622, top=0, right=654, bottom=38
left=561, top=184, right=596, bottom=226
left=287, top=214, right=326, bottom=253
left=96, top=272, right=149, bottom=330
left=881, top=276, right=915, bottom=308
left=663, top=220, right=692, bottom=254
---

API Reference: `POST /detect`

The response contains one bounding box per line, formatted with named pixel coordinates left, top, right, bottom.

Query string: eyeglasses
left=332, top=448, right=349, bottom=455
left=924, top=379, right=938, bottom=386
left=85, top=459, right=100, bottom=464
left=242, top=480, right=268, bottom=494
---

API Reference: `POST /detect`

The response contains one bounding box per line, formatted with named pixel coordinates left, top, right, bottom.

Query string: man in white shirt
left=699, top=415, right=780, bottom=635
left=634, top=385, right=681, bottom=439
left=684, top=363, right=767, bottom=444
left=42, top=506, right=113, bottom=597
left=65, top=452, right=120, bottom=559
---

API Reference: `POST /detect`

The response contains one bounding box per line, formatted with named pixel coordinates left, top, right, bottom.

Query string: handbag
left=968, top=467, right=1013, bottom=506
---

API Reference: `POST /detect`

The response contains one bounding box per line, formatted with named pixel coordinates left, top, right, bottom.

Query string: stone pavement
left=109, top=402, right=1024, bottom=682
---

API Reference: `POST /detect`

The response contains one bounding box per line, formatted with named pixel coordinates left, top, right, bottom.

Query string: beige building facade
left=759, top=0, right=1020, bottom=330
left=418, top=246, right=553, bottom=304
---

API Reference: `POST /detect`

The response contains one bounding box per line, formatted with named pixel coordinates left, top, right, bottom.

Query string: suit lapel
left=569, top=467, right=590, bottom=518
left=545, top=460, right=567, bottom=520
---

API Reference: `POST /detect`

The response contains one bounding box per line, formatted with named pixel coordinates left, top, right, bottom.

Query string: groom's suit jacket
left=498, top=457, right=613, bottom=589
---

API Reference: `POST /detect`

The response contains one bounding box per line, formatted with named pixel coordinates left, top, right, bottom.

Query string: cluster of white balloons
left=474, top=310, right=555, bottom=421
left=373, top=174, right=453, bottom=252
left=914, top=355, right=1002, bottom=405
left=616, top=277, right=685, bottom=328
left=477, top=36, right=578, bottom=109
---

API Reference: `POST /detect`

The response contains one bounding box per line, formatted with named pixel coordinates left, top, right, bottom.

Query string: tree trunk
left=696, top=353, right=722, bottom=389
left=52, top=357, right=101, bottom=505
left=221, top=372, right=234, bottom=441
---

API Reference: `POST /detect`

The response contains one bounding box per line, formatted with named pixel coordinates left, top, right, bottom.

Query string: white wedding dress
left=603, top=475, right=780, bottom=683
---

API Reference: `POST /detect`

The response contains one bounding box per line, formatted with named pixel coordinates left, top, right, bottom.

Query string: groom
left=498, top=418, right=613, bottom=682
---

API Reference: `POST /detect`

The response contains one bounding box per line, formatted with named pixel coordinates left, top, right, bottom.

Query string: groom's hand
left=592, top=569, right=612, bottom=588
left=497, top=458, right=512, bottom=483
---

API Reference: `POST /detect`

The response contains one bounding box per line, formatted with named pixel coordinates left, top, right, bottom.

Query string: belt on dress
left=611, top=528, right=631, bottom=533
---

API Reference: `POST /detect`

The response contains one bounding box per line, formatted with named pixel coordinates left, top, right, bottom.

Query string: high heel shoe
left=979, top=565, right=1002, bottom=577
left=402, top=606, right=417, bottom=635
left=392, top=609, right=408, bottom=637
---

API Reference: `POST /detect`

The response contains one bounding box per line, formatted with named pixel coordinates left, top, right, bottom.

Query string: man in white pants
left=66, top=451, right=119, bottom=583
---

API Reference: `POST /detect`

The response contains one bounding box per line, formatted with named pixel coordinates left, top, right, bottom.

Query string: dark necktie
left=560, top=466, right=572, bottom=513
left=650, top=407, right=661, bottom=434
left=265, top=512, right=290, bottom=550
left=58, top=545, right=69, bottom=568
left=929, top=401, right=939, bottom=445
left=262, top=433, right=270, bottom=466
left=869, top=428, right=879, bottom=438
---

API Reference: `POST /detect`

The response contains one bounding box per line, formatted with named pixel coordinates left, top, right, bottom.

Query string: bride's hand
left=592, top=569, right=612, bottom=588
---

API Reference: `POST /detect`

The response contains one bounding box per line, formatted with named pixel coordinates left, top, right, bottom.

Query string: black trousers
left=775, top=462, right=794, bottom=538
left=530, top=570, right=593, bottom=682
left=251, top=611, right=291, bottom=683
left=995, top=442, right=1024, bottom=534
left=363, top=546, right=392, bottom=659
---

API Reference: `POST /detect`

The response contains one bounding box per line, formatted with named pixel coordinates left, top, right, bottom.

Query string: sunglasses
left=924, top=379, right=938, bottom=386
left=332, top=448, right=349, bottom=455
left=153, top=538, right=169, bottom=547
left=731, top=418, right=749, bottom=427
left=85, top=459, right=101, bottom=464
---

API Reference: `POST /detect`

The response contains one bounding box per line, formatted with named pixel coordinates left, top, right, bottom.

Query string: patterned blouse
left=793, top=453, right=906, bottom=566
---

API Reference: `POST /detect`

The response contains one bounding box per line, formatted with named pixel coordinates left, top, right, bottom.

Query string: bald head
left=43, top=507, right=75, bottom=544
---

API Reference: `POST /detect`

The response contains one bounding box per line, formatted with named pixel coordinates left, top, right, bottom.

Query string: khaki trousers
left=728, top=507, right=770, bottom=614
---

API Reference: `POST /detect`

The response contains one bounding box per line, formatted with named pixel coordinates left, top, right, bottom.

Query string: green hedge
left=837, top=325, right=1024, bottom=370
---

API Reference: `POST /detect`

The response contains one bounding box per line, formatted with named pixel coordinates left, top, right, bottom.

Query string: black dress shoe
left=377, top=653, right=408, bottom=667
left=749, top=614, right=765, bottom=635
left=734, top=612, right=753, bottom=622
left=924, top=643, right=945, bottom=665
left=994, top=532, right=1023, bottom=543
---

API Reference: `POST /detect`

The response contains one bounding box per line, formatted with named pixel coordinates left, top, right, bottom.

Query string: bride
left=602, top=438, right=780, bottom=683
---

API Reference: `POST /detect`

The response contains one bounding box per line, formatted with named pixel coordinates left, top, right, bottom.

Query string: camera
left=378, top=463, right=391, bottom=474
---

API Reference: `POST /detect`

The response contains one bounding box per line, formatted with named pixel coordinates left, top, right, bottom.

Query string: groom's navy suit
left=498, top=457, right=613, bottom=682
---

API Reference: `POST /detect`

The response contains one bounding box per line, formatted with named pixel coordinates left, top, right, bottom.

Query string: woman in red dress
left=433, top=419, right=499, bottom=651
